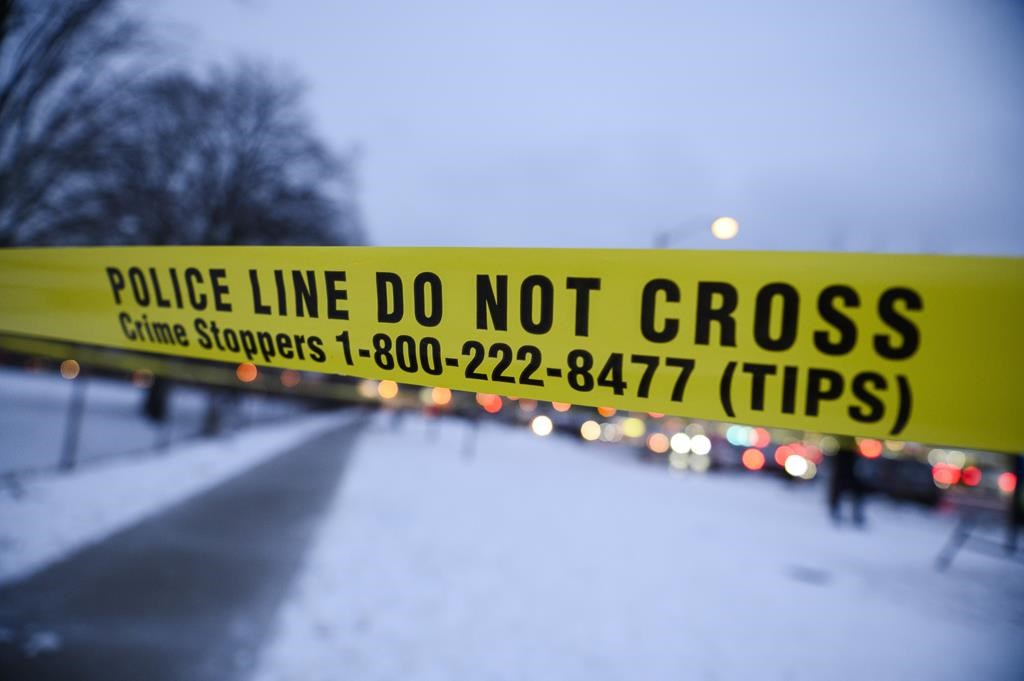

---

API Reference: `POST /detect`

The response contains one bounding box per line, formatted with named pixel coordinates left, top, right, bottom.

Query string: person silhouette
left=829, top=435, right=865, bottom=526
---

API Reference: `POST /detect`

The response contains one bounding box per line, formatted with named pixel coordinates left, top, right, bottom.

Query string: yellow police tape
left=0, top=246, right=1021, bottom=451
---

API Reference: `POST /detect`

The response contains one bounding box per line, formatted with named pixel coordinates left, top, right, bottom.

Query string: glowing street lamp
left=654, top=216, right=740, bottom=247
left=710, top=216, right=740, bottom=240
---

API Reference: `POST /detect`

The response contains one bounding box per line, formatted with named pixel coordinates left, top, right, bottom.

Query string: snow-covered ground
left=0, top=411, right=353, bottom=584
left=0, top=366, right=303, bottom=475
left=1, top=388, right=1020, bottom=679
left=255, top=413, right=1024, bottom=681
left=0, top=367, right=206, bottom=474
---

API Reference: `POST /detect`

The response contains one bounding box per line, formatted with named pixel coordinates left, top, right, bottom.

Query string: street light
left=654, top=216, right=740, bottom=248
left=710, top=216, right=740, bottom=240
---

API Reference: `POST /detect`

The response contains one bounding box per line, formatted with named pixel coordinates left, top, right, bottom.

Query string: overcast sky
left=147, top=0, right=1023, bottom=254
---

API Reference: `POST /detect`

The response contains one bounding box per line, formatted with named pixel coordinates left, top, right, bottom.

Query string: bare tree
left=31, top=64, right=362, bottom=247
left=2, top=1, right=363, bottom=434
left=0, top=0, right=144, bottom=246
left=1, top=1, right=361, bottom=248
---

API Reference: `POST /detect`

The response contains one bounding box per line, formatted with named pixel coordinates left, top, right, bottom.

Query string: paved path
left=0, top=420, right=363, bottom=681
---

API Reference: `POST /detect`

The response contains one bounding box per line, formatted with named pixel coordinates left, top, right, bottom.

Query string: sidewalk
left=0, top=419, right=363, bottom=681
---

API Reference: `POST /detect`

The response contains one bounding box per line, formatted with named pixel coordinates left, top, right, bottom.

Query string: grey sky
left=148, top=0, right=1023, bottom=254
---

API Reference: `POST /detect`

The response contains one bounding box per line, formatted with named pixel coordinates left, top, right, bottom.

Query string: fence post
left=1008, top=454, right=1023, bottom=552
left=59, top=376, right=88, bottom=471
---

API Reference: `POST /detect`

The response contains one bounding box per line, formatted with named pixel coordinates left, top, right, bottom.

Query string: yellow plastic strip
left=1, top=246, right=1021, bottom=451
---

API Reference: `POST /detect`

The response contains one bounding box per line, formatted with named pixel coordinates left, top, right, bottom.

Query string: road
left=0, top=420, right=362, bottom=681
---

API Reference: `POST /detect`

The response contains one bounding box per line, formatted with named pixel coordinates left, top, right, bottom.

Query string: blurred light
left=131, top=368, right=154, bottom=389
left=690, top=434, right=712, bottom=456
left=741, top=448, right=765, bottom=471
left=932, top=463, right=961, bottom=488
left=580, top=420, right=601, bottom=441
left=927, top=448, right=946, bottom=466
left=774, top=445, right=793, bottom=467
left=726, top=425, right=746, bottom=446
left=236, top=362, right=257, bottom=383
left=552, top=401, right=571, bottom=412
left=476, top=393, right=502, bottom=413
left=377, top=380, right=399, bottom=400
left=684, top=423, right=705, bottom=437
left=670, top=433, right=691, bottom=454
left=647, top=432, right=670, bottom=454
left=885, top=440, right=906, bottom=452
left=800, top=461, right=818, bottom=480
left=803, top=445, right=823, bottom=464
left=858, top=438, right=883, bottom=459
left=648, top=412, right=664, bottom=419
left=431, top=387, right=452, bottom=406
left=710, top=216, right=740, bottom=240
left=597, top=406, right=617, bottom=417
left=752, top=428, right=771, bottom=448
left=819, top=436, right=839, bottom=455
left=531, top=415, right=553, bottom=437
left=280, top=370, right=301, bottom=388
left=60, top=359, right=80, bottom=380
left=664, top=417, right=684, bottom=431
left=519, top=398, right=537, bottom=413
left=690, top=452, right=711, bottom=473
left=601, top=422, right=623, bottom=443
left=622, top=417, right=646, bottom=439
left=357, top=379, right=379, bottom=399
left=669, top=451, right=688, bottom=470
left=946, top=450, right=966, bottom=469
left=784, top=454, right=809, bottom=477
left=961, top=466, right=982, bottom=487
left=998, top=472, right=1017, bottom=494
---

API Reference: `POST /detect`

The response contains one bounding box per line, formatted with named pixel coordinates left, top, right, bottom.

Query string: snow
left=0, top=367, right=302, bottom=475
left=0, top=410, right=354, bottom=584
left=254, top=413, right=1024, bottom=681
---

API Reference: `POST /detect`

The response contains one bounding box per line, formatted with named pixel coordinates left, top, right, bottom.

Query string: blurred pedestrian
left=143, top=378, right=169, bottom=423
left=829, top=435, right=865, bottom=526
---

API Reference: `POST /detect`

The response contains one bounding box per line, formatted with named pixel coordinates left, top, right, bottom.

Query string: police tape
left=0, top=246, right=1020, bottom=451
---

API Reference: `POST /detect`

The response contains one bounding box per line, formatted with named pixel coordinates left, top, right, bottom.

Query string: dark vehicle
left=859, top=457, right=941, bottom=506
